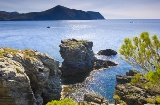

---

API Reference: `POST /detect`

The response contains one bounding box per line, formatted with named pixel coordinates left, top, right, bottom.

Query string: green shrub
left=156, top=96, right=160, bottom=104
left=22, top=49, right=36, bottom=58
left=131, top=73, right=141, bottom=84
left=46, top=98, right=77, bottom=105
left=16, top=68, right=23, bottom=74
left=0, top=47, right=19, bottom=58
left=146, top=98, right=155, bottom=104
left=119, top=32, right=160, bottom=84
left=113, top=94, right=120, bottom=101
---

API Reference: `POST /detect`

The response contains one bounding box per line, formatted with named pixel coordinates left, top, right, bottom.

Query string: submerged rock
left=97, top=49, right=117, bottom=56
left=0, top=48, right=61, bottom=105
left=59, top=39, right=117, bottom=76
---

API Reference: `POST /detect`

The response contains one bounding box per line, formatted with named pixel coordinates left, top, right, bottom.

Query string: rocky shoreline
left=114, top=70, right=160, bottom=105
left=0, top=39, right=119, bottom=105
left=1, top=39, right=159, bottom=105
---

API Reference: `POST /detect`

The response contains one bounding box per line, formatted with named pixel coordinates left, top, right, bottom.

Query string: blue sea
left=0, top=19, right=160, bottom=102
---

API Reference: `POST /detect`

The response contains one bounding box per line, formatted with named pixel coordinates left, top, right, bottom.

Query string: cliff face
left=0, top=5, right=105, bottom=20
left=0, top=48, right=61, bottom=105
left=0, top=58, right=35, bottom=105
left=59, top=39, right=117, bottom=76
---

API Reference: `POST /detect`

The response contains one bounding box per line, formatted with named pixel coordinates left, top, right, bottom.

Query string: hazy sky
left=0, top=0, right=160, bottom=19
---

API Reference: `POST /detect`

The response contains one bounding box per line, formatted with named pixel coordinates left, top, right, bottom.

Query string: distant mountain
left=0, top=5, right=105, bottom=20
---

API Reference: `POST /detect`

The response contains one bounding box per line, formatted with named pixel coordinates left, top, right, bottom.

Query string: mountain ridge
left=0, top=5, right=105, bottom=20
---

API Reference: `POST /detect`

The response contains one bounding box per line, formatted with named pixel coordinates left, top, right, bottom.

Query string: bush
left=131, top=73, right=141, bottom=84
left=119, top=32, right=160, bottom=83
left=46, top=98, right=77, bottom=105
left=16, top=68, right=23, bottom=74
left=156, top=96, right=160, bottom=104
left=113, top=94, right=120, bottom=101
left=146, top=98, right=155, bottom=104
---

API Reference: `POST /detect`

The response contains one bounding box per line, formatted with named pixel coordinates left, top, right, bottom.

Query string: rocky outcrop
left=59, top=39, right=95, bottom=76
left=116, top=70, right=139, bottom=84
left=83, top=93, right=108, bottom=105
left=0, top=58, right=35, bottom=105
left=59, top=39, right=117, bottom=76
left=0, top=48, right=61, bottom=105
left=114, top=70, right=160, bottom=105
left=97, top=49, right=117, bottom=56
left=94, top=59, right=117, bottom=69
left=0, top=5, right=105, bottom=21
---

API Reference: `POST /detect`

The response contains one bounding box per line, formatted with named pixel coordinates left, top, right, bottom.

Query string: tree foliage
left=46, top=98, right=77, bottom=105
left=119, top=32, right=160, bottom=83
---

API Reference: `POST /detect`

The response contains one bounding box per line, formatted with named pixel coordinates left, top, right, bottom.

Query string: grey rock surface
left=0, top=48, right=61, bottom=105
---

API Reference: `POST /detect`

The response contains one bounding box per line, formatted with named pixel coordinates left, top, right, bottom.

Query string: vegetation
left=64, top=39, right=89, bottom=49
left=130, top=73, right=141, bottom=84
left=0, top=47, right=19, bottom=58
left=15, top=68, right=23, bottom=74
left=156, top=96, right=160, bottom=104
left=119, top=32, right=160, bottom=104
left=119, top=32, right=160, bottom=84
left=46, top=98, right=91, bottom=105
left=146, top=98, right=156, bottom=104
left=0, top=47, right=36, bottom=59
left=22, top=49, right=36, bottom=58
left=113, top=94, right=120, bottom=105
left=46, top=98, right=77, bottom=105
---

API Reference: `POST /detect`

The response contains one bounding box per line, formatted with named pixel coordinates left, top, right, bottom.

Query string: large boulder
left=59, top=39, right=117, bottom=76
left=94, top=59, right=117, bottom=69
left=83, top=93, right=108, bottom=105
left=59, top=39, right=95, bottom=76
left=0, top=58, right=35, bottom=105
left=97, top=49, right=117, bottom=56
left=0, top=48, right=61, bottom=105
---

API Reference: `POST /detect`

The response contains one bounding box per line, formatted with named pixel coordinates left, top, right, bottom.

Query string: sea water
left=0, top=19, right=160, bottom=102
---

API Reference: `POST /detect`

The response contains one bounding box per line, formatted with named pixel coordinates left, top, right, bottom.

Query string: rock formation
left=59, top=39, right=117, bottom=76
left=114, top=70, right=160, bottom=105
left=59, top=39, right=95, bottom=76
left=97, top=49, right=117, bottom=56
left=83, top=93, right=108, bottom=105
left=0, top=48, right=61, bottom=105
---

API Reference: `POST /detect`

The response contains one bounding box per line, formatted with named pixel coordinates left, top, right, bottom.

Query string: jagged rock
left=94, top=59, right=117, bottom=69
left=126, top=69, right=139, bottom=76
left=83, top=93, right=108, bottom=105
left=97, top=49, right=117, bottom=56
left=0, top=48, right=61, bottom=105
left=59, top=39, right=117, bottom=76
left=116, top=70, right=139, bottom=84
left=0, top=58, right=35, bottom=105
left=59, top=39, right=95, bottom=76
left=114, top=70, right=160, bottom=105
left=116, top=75, right=133, bottom=84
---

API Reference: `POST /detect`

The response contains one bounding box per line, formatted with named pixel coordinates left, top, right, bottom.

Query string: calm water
left=0, top=19, right=160, bottom=102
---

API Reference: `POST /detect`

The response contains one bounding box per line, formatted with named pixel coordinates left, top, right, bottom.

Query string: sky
left=0, top=0, right=160, bottom=19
